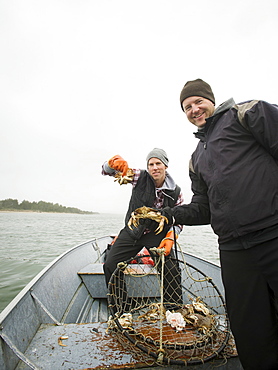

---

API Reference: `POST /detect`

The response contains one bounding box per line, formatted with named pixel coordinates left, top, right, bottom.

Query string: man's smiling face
left=182, top=96, right=215, bottom=128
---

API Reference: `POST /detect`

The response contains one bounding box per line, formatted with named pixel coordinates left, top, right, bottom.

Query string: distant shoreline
left=0, top=199, right=97, bottom=215
left=0, top=209, right=98, bottom=215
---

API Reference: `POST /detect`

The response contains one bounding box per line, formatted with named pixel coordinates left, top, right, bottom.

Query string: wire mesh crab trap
left=107, top=248, right=232, bottom=366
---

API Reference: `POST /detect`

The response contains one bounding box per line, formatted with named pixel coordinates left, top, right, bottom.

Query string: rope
left=174, top=240, right=212, bottom=283
left=183, top=259, right=212, bottom=283
left=158, top=249, right=165, bottom=364
left=117, top=261, right=128, bottom=270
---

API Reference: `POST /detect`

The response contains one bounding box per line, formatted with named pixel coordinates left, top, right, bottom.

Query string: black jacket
left=173, top=98, right=278, bottom=243
left=125, top=170, right=180, bottom=239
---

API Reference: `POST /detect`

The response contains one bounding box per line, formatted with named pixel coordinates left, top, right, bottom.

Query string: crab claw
left=128, top=212, right=139, bottom=229
left=154, top=216, right=168, bottom=234
left=114, top=169, right=134, bottom=185
left=127, top=219, right=132, bottom=230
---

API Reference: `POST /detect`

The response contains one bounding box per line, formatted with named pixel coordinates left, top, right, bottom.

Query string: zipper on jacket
left=203, top=116, right=218, bottom=150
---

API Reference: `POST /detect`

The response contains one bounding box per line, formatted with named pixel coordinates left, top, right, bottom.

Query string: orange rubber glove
left=158, top=230, right=177, bottom=256
left=108, top=155, right=128, bottom=176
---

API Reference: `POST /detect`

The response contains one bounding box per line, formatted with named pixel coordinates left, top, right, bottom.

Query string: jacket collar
left=156, top=172, right=176, bottom=191
left=213, top=98, right=235, bottom=116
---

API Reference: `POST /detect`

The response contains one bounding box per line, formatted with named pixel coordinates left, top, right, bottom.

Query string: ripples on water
left=0, top=212, right=219, bottom=312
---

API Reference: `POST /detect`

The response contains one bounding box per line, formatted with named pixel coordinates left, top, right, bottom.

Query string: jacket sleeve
left=172, top=190, right=184, bottom=235
left=238, top=100, right=278, bottom=159
left=172, top=167, right=211, bottom=226
left=101, top=161, right=117, bottom=176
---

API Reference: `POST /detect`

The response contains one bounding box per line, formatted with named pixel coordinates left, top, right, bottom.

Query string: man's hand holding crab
left=107, top=155, right=135, bottom=185
left=128, top=206, right=176, bottom=256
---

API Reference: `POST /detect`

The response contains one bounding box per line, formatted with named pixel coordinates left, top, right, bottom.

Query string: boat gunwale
left=0, top=235, right=112, bottom=323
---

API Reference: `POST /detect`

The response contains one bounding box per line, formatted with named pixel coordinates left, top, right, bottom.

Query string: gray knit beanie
left=180, top=78, right=215, bottom=111
left=146, top=148, right=169, bottom=166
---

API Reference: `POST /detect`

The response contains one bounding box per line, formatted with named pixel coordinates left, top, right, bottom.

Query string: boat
left=0, top=235, right=243, bottom=369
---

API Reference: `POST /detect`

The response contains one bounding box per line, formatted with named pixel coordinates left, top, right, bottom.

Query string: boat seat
left=78, top=263, right=160, bottom=299
left=78, top=263, right=107, bottom=298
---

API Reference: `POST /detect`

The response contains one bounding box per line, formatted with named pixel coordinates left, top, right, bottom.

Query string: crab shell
left=138, top=303, right=166, bottom=321
left=127, top=206, right=168, bottom=234
left=177, top=304, right=194, bottom=317
left=118, top=313, right=133, bottom=328
left=114, top=168, right=134, bottom=185
left=191, top=297, right=210, bottom=316
left=185, top=313, right=214, bottom=334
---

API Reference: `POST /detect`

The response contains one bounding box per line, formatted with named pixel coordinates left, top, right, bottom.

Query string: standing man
left=102, top=148, right=184, bottom=306
left=165, top=78, right=278, bottom=369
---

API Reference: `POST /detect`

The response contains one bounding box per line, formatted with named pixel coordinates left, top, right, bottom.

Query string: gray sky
left=1, top=0, right=277, bottom=214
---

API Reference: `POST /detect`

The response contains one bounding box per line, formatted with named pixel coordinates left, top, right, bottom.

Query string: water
left=0, top=212, right=219, bottom=313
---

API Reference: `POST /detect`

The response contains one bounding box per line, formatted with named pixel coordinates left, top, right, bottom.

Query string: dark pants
left=103, top=227, right=182, bottom=305
left=220, top=238, right=278, bottom=370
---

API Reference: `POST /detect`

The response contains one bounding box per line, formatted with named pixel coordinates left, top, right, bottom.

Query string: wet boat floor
left=16, top=322, right=242, bottom=370
left=16, top=322, right=149, bottom=369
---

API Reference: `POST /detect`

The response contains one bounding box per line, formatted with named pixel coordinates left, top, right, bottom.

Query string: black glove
left=161, top=206, right=174, bottom=226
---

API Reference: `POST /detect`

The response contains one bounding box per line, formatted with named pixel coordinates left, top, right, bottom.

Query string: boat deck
left=16, top=321, right=241, bottom=370
left=16, top=322, right=146, bottom=370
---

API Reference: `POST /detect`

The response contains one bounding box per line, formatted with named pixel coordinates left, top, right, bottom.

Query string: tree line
left=0, top=198, right=95, bottom=214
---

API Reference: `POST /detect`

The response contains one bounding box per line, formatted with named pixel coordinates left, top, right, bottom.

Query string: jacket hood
left=158, top=172, right=176, bottom=191
left=213, top=98, right=235, bottom=116
left=153, top=172, right=177, bottom=202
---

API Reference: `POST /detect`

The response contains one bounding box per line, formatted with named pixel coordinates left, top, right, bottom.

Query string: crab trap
left=107, top=248, right=232, bottom=366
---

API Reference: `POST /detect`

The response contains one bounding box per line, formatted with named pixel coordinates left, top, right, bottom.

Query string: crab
left=127, top=206, right=168, bottom=234
left=176, top=298, right=214, bottom=334
left=114, top=168, right=134, bottom=185
left=118, top=313, right=133, bottom=328
left=176, top=304, right=194, bottom=317
left=107, top=313, right=133, bottom=331
left=185, top=313, right=214, bottom=334
left=138, top=303, right=166, bottom=322
left=191, top=297, right=210, bottom=316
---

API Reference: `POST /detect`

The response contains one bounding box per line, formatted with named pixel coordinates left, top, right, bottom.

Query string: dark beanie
left=180, top=78, right=215, bottom=111
left=146, top=148, right=169, bottom=166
